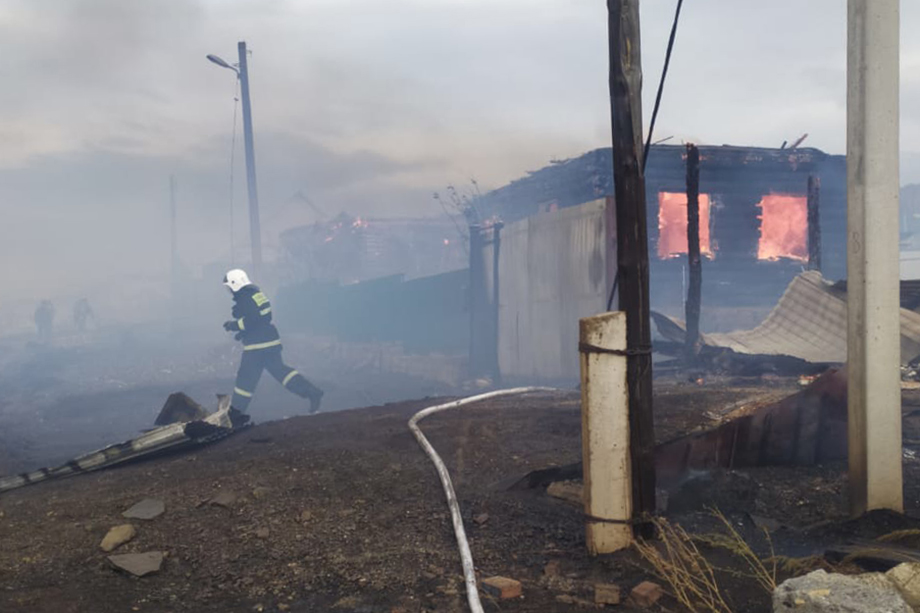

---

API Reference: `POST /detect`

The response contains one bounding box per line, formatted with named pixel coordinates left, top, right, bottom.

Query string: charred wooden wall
left=476, top=145, right=847, bottom=318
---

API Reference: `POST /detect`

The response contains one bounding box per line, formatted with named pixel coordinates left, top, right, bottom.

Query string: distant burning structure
left=278, top=213, right=467, bottom=285
left=475, top=144, right=846, bottom=319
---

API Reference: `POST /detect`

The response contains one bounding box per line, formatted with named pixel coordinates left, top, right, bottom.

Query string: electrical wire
left=642, top=0, right=685, bottom=173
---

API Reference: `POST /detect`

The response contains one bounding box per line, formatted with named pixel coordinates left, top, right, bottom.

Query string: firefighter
left=221, top=269, right=323, bottom=427
left=73, top=298, right=94, bottom=332
left=34, top=300, right=55, bottom=342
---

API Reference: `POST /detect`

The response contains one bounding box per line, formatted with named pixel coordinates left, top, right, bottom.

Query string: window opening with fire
left=657, top=191, right=713, bottom=259
left=756, top=194, right=807, bottom=261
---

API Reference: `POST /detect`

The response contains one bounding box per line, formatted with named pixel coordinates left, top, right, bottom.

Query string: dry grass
left=704, top=509, right=777, bottom=594
left=876, top=529, right=920, bottom=544
left=634, top=510, right=789, bottom=613
left=634, top=517, right=734, bottom=613
left=768, top=555, right=832, bottom=576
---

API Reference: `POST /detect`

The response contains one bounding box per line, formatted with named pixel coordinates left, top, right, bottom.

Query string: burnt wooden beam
left=685, top=143, right=702, bottom=361
left=608, top=0, right=656, bottom=532
left=808, top=174, right=822, bottom=271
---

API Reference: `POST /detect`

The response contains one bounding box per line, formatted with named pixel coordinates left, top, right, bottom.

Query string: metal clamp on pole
left=578, top=342, right=652, bottom=357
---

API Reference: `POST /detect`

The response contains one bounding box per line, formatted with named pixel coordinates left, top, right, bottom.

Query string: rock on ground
left=107, top=551, right=166, bottom=577
left=122, top=498, right=165, bottom=520
left=209, top=490, right=237, bottom=508
left=773, top=569, right=911, bottom=613
left=547, top=481, right=583, bottom=506
left=100, top=524, right=136, bottom=552
left=631, top=581, right=662, bottom=608
left=886, top=563, right=920, bottom=610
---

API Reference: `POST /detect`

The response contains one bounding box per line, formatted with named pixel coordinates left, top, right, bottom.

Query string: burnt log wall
left=476, top=145, right=847, bottom=320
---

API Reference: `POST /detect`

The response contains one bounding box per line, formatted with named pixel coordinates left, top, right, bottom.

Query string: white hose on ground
left=408, top=387, right=558, bottom=613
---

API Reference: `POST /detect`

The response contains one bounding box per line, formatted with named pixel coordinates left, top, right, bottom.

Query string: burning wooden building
left=475, top=144, right=846, bottom=326
left=278, top=213, right=467, bottom=285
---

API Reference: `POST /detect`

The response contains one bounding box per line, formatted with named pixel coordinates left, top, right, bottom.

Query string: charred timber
left=808, top=175, right=822, bottom=271
left=608, top=0, right=656, bottom=531
left=685, top=144, right=702, bottom=361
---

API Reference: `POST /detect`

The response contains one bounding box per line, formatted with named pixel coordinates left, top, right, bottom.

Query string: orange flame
left=757, top=194, right=807, bottom=261
left=657, top=192, right=712, bottom=259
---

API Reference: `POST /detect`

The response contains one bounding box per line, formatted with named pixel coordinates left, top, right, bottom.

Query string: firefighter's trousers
left=231, top=345, right=320, bottom=411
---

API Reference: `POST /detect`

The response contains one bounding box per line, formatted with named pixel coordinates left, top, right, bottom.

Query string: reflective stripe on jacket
left=227, top=285, right=281, bottom=348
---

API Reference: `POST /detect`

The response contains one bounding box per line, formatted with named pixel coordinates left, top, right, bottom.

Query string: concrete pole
left=580, top=311, right=632, bottom=554
left=238, top=41, right=263, bottom=279
left=846, top=0, right=903, bottom=515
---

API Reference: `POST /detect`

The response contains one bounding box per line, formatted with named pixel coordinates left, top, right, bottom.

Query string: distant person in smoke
left=73, top=298, right=94, bottom=332
left=34, top=300, right=54, bottom=342
left=221, top=269, right=324, bottom=428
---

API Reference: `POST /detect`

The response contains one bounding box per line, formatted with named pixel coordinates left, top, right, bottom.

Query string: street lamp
left=207, top=42, right=263, bottom=279
left=206, top=54, right=238, bottom=74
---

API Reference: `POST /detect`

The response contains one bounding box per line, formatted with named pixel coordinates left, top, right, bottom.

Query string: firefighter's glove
left=223, top=320, right=236, bottom=332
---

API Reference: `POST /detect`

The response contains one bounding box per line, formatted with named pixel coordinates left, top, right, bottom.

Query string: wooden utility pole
left=807, top=175, right=822, bottom=271
left=608, top=0, right=656, bottom=532
left=846, top=0, right=903, bottom=514
left=684, top=144, right=702, bottom=361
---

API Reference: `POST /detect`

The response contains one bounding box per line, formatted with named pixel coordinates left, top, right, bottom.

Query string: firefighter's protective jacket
left=225, top=285, right=281, bottom=350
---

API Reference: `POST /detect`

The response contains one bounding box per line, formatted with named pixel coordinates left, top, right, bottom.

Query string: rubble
left=108, top=551, right=166, bottom=578
left=547, top=481, right=583, bottom=506
left=155, top=393, right=210, bottom=425
left=100, top=524, right=136, bottom=552
left=886, top=563, right=920, bottom=609
left=209, top=491, right=238, bottom=508
left=0, top=394, right=236, bottom=495
left=630, top=581, right=663, bottom=608
left=481, top=576, right=522, bottom=600
left=122, top=498, right=165, bottom=520
left=655, top=368, right=848, bottom=487
left=653, top=271, right=920, bottom=366
left=772, top=570, right=911, bottom=613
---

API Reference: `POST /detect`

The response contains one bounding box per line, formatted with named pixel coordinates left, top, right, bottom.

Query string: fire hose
left=408, top=387, right=557, bottom=613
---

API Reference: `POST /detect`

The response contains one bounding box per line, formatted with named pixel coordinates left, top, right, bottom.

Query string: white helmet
left=222, top=269, right=252, bottom=293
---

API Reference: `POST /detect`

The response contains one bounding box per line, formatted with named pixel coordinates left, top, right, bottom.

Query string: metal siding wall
left=497, top=199, right=609, bottom=380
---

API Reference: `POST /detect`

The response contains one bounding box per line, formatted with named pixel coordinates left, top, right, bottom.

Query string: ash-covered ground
left=4, top=368, right=920, bottom=613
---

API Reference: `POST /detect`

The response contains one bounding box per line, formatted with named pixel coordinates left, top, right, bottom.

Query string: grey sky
left=1, top=0, right=919, bottom=305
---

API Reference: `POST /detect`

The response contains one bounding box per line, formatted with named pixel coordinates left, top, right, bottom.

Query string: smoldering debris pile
left=653, top=271, right=920, bottom=377
left=0, top=393, right=238, bottom=494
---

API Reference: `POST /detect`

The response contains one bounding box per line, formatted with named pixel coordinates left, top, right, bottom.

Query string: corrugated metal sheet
left=497, top=199, right=609, bottom=380
left=653, top=271, right=920, bottom=364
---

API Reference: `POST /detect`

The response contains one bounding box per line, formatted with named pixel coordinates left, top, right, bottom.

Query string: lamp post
left=207, top=42, right=263, bottom=279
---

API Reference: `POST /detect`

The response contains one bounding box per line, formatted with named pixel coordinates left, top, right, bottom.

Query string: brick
left=481, top=576, right=522, bottom=600
left=631, top=581, right=663, bottom=608
left=594, top=583, right=621, bottom=605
